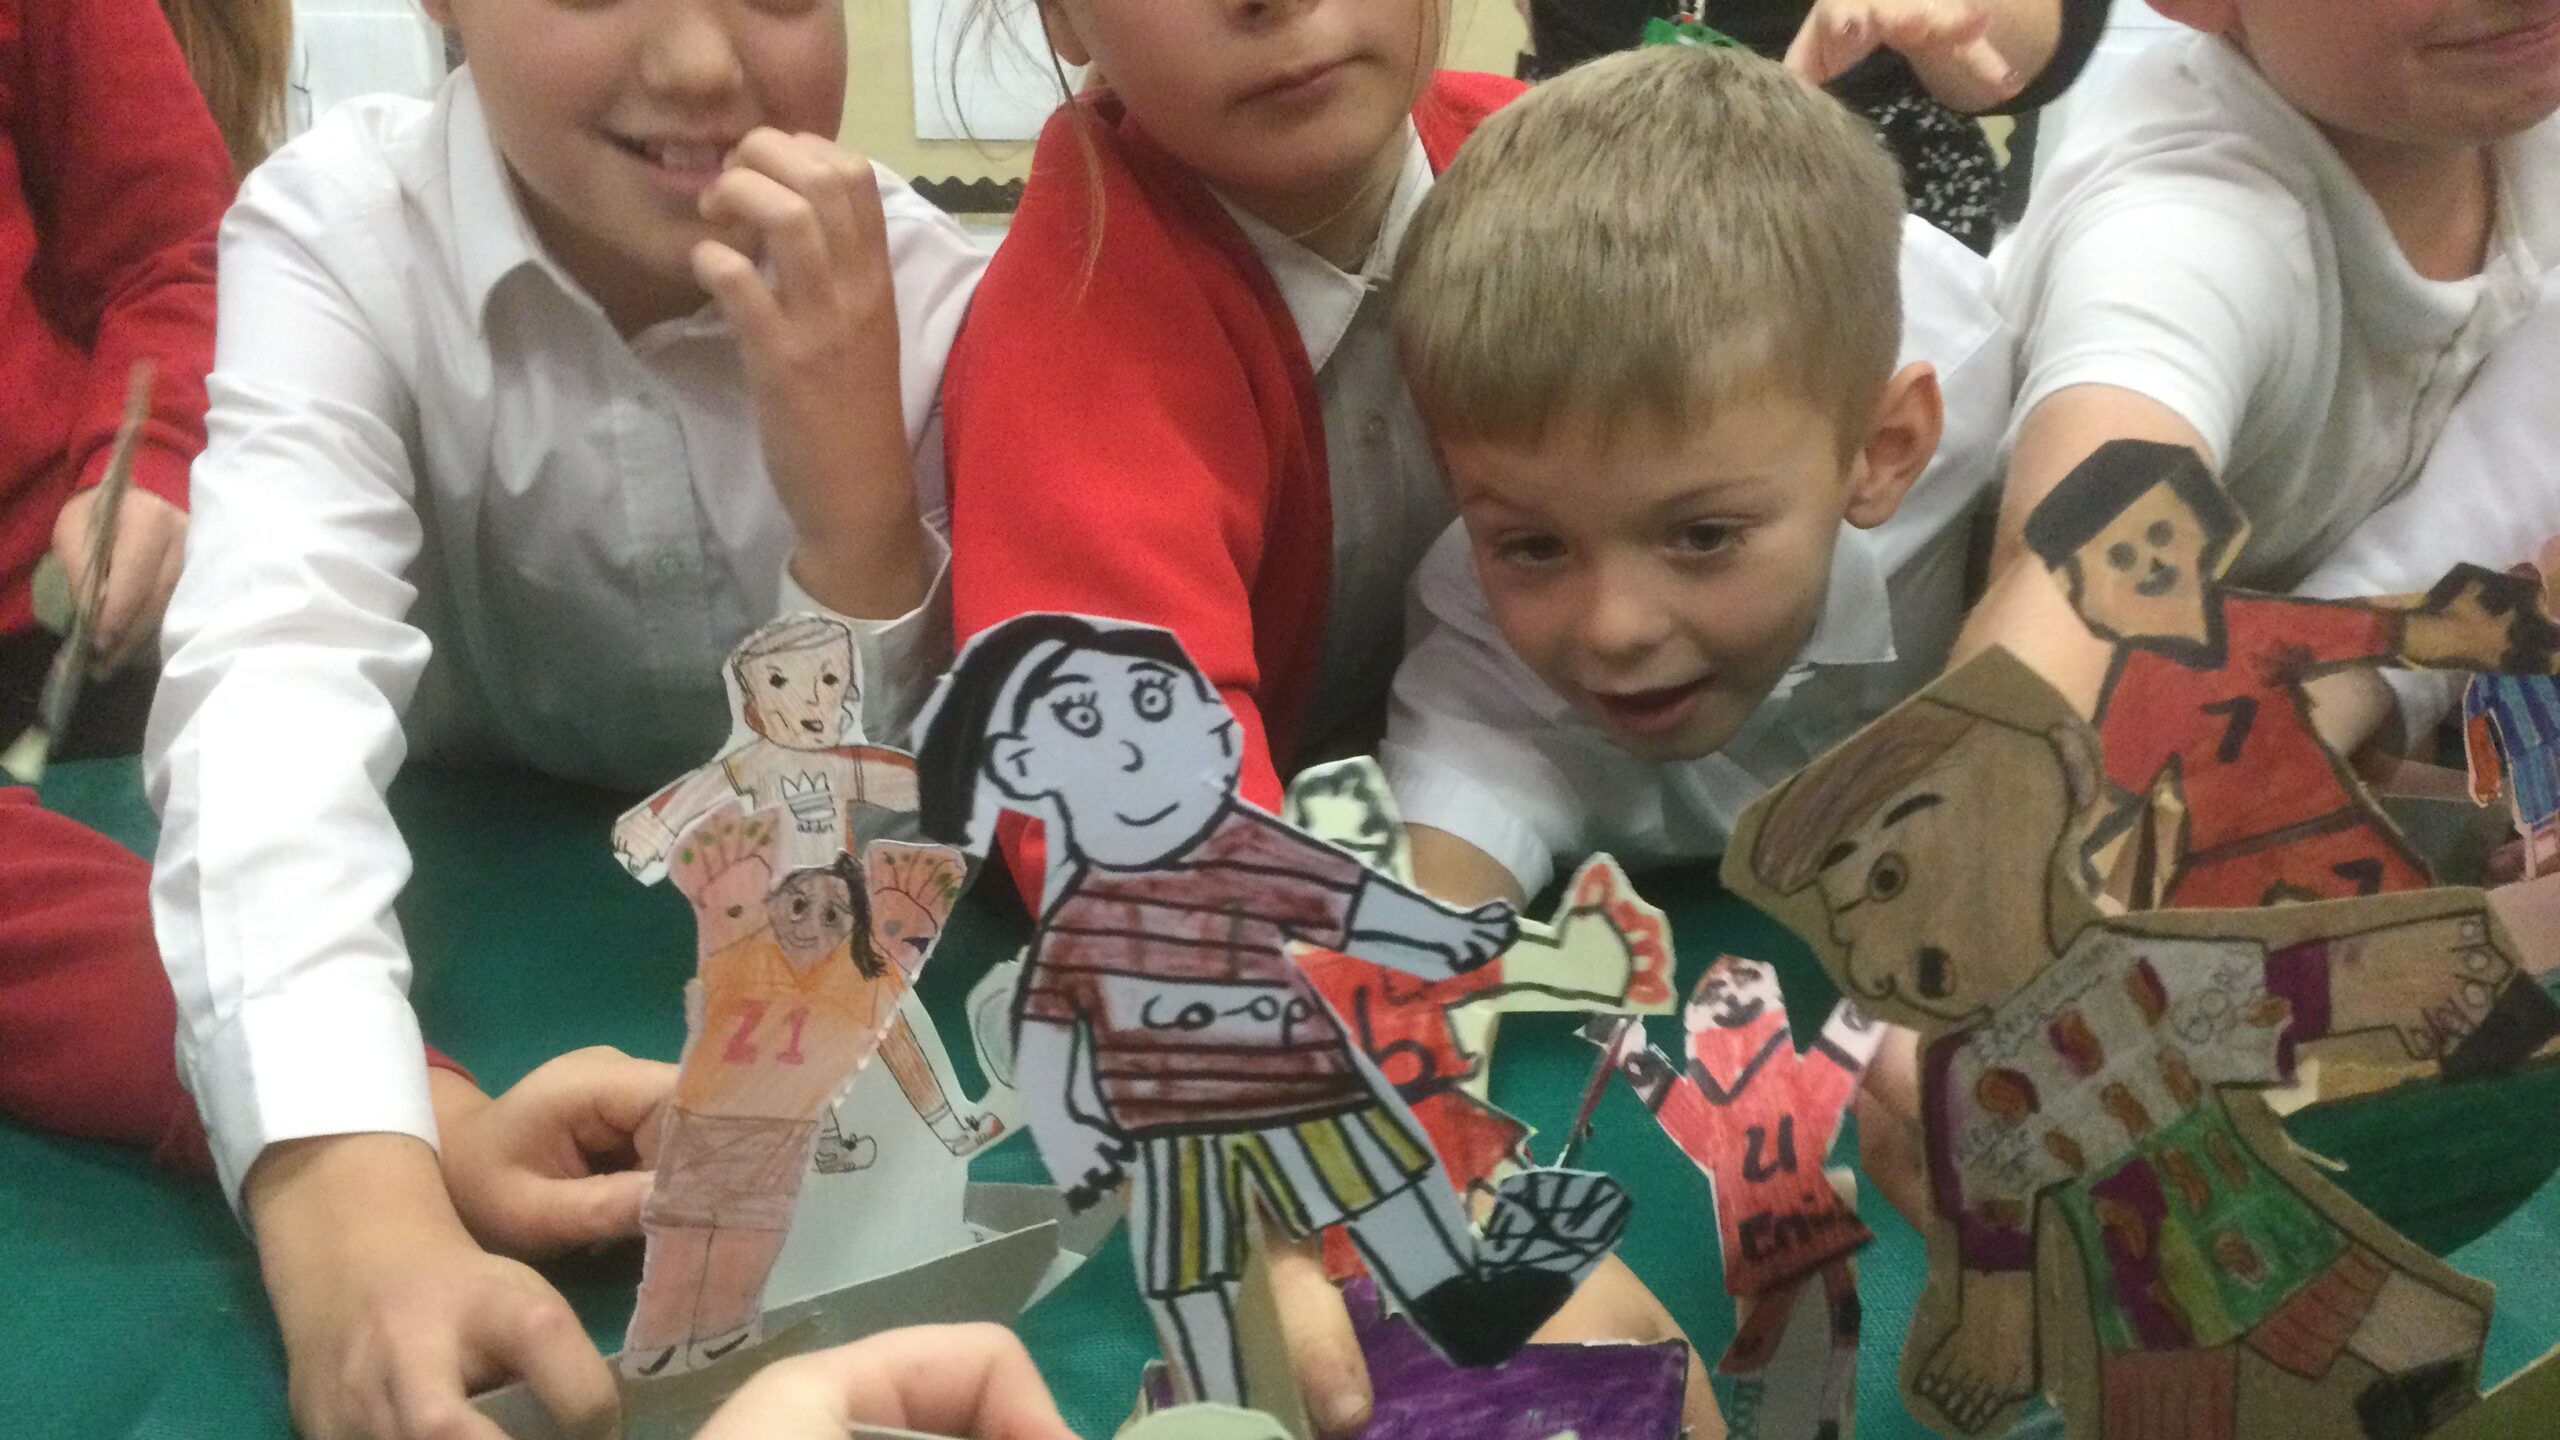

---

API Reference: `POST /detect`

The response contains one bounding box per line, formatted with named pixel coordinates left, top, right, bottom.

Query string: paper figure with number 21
left=1725, top=647, right=2560, bottom=1440
left=1587, top=957, right=1880, bottom=1440
left=1286, top=758, right=1674, bottom=1280
left=914, top=613, right=1633, bottom=1409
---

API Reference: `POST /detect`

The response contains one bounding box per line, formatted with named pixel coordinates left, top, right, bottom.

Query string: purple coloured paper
left=1341, top=1278, right=1686, bottom=1440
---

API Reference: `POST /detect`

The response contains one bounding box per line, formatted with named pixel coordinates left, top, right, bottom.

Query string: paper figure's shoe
left=1402, top=1267, right=1577, bottom=1368
left=688, top=1323, right=760, bottom=1369
left=2355, top=1358, right=2475, bottom=1440
left=1476, top=1169, right=1632, bottom=1276
left=2442, top=975, right=2560, bottom=1081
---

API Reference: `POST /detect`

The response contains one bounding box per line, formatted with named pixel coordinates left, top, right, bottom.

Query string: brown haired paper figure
left=2022, top=440, right=2560, bottom=911
left=1723, top=647, right=2559, bottom=1440
left=1284, top=758, right=1675, bottom=1279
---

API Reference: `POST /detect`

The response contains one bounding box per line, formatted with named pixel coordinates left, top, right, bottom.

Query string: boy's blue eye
left=1672, top=521, right=1738, bottom=556
left=1491, top=533, right=1567, bottom=567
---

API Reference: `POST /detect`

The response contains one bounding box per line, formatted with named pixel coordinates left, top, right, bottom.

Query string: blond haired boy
left=1378, top=43, right=2014, bottom=905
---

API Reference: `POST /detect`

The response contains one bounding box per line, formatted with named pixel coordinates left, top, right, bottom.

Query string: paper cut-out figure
left=916, top=614, right=1634, bottom=1408
left=2023, top=440, right=2560, bottom=909
left=1284, top=759, right=1674, bottom=1281
left=613, top=614, right=921, bottom=880
left=1585, top=957, right=1880, bottom=1440
left=1725, top=647, right=2559, bottom=1440
left=623, top=805, right=968, bottom=1376
left=2461, top=541, right=2560, bottom=881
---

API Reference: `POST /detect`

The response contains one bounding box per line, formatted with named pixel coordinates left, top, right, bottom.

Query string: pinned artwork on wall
left=914, top=613, right=1634, bottom=1408
left=1583, top=957, right=1881, bottom=1440
left=1723, top=646, right=2560, bottom=1440
left=2023, top=439, right=2560, bottom=912
left=1285, top=758, right=1675, bottom=1278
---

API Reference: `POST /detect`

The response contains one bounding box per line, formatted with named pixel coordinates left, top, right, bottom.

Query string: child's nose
left=1576, top=568, right=1671, bottom=659
left=641, top=4, right=747, bottom=100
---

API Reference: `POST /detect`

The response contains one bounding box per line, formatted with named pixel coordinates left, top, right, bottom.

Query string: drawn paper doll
left=622, top=804, right=966, bottom=1376
left=1725, top=648, right=2559, bottom=1440
left=915, top=614, right=1634, bottom=1407
left=1285, top=758, right=1674, bottom=1279
left=613, top=614, right=921, bottom=880
left=1587, top=957, right=1881, bottom=1440
left=2022, top=440, right=2560, bottom=908
left=2462, top=540, right=2560, bottom=881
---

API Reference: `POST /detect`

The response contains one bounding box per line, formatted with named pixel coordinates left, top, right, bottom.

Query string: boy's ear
left=2145, top=0, right=2239, bottom=35
left=987, top=733, right=1051, bottom=804
left=1036, top=0, right=1095, bottom=68
left=1843, top=362, right=1944, bottom=530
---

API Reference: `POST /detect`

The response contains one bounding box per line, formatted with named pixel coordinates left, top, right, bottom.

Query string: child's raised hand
left=438, top=1046, right=676, bottom=1259
left=693, top=130, right=926, bottom=620
left=1785, top=0, right=2020, bottom=111
left=51, top=485, right=186, bottom=672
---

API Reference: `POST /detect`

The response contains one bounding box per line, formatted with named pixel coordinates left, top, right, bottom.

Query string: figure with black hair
left=2023, top=440, right=2560, bottom=910
left=916, top=613, right=1634, bottom=1409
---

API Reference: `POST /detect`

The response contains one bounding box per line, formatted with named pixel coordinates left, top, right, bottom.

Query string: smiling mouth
left=607, top=133, right=736, bottom=178
left=1116, top=802, right=1181, bottom=827
left=2134, top=563, right=2180, bottom=598
left=2434, top=13, right=2560, bottom=55
left=1242, top=56, right=1352, bottom=105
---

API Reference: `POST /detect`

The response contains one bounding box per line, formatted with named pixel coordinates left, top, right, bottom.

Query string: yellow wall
left=841, top=0, right=1529, bottom=186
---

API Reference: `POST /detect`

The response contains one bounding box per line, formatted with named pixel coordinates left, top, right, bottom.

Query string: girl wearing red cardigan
left=940, top=2, right=1709, bottom=1433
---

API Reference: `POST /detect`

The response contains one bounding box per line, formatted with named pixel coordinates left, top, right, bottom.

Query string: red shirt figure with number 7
left=2023, top=440, right=2560, bottom=910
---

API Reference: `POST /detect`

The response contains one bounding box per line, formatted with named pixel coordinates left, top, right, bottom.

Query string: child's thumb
left=538, top=1169, right=655, bottom=1250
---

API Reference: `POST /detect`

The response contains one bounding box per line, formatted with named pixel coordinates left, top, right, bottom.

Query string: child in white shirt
left=144, top=0, right=981, bottom=1434
left=1968, top=0, right=2560, bottom=705
left=1380, top=43, right=2013, bottom=905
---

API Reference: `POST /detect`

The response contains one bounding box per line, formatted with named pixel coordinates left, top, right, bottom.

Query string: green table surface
left=7, top=760, right=2557, bottom=1439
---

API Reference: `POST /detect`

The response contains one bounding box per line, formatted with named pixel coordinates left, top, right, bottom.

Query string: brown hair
left=1392, top=43, right=1904, bottom=455
left=159, top=0, right=293, bottom=178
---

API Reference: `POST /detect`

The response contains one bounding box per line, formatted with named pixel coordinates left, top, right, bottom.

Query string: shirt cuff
left=2379, top=668, right=2463, bottom=748
left=187, top=981, right=439, bottom=1215
left=777, top=523, right=954, bottom=751
left=1381, top=744, right=1558, bottom=898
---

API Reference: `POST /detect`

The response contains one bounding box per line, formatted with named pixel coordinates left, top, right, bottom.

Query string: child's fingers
left=729, top=129, right=887, bottom=274
left=1879, top=3, right=2012, bottom=94
left=692, top=239, right=787, bottom=356
left=1266, top=1238, right=1373, bottom=1435
left=467, top=1280, right=617, bottom=1440
left=698, top=164, right=836, bottom=312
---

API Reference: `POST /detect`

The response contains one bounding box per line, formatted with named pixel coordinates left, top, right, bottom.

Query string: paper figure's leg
left=1128, top=1133, right=1250, bottom=1405
left=2342, top=1270, right=2486, bottom=1439
left=685, top=1224, right=792, bottom=1363
left=621, top=1224, right=714, bottom=1376
left=810, top=1106, right=877, bottom=1174
left=1817, top=1259, right=1859, bottom=1440
left=879, top=1015, right=991, bottom=1154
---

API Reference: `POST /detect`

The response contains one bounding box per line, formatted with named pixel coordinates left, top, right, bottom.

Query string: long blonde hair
left=157, top=0, right=293, bottom=178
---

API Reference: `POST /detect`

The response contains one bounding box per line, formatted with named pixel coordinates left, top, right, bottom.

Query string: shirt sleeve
left=16, top=0, right=232, bottom=507
left=2000, top=183, right=2313, bottom=473
left=145, top=146, right=440, bottom=1210
left=1379, top=532, right=1579, bottom=896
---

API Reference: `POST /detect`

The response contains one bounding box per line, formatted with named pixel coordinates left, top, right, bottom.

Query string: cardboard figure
left=2022, top=440, right=2560, bottom=909
left=623, top=805, right=969, bottom=1376
left=1585, top=958, right=1880, bottom=1440
left=1724, top=648, right=2560, bottom=1440
left=915, top=614, right=1635, bottom=1408
left=1284, top=758, right=1674, bottom=1280
left=2459, top=540, right=2560, bottom=881
left=613, top=613, right=921, bottom=881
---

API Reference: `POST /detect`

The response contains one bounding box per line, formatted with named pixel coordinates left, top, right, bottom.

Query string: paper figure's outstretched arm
left=1336, top=870, right=1519, bottom=982
left=1458, top=858, right=1674, bottom=1015
left=1014, top=1017, right=1130, bottom=1212
left=2378, top=564, right=2560, bottom=675
left=613, top=764, right=738, bottom=876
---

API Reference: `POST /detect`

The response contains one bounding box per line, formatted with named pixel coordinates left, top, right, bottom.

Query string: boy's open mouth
left=607, top=133, right=733, bottom=180
left=1586, top=678, right=1708, bottom=738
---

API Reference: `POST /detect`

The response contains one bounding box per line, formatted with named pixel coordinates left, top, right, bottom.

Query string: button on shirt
left=1382, top=219, right=2014, bottom=895
left=1216, top=128, right=1447, bottom=757
left=146, top=73, right=986, bottom=1202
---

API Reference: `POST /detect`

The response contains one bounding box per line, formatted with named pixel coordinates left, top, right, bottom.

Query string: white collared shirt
left=1215, top=128, right=1448, bottom=754
left=146, top=72, right=986, bottom=1203
left=1381, top=219, right=2013, bottom=895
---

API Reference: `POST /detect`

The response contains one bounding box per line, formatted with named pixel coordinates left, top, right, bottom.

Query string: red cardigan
left=945, top=72, right=1524, bottom=893
left=0, top=0, right=228, bottom=634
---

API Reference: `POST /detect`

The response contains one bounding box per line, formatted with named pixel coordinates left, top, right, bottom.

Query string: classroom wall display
left=1723, top=646, right=2559, bottom=1440
left=906, top=0, right=1075, bottom=143
left=914, top=613, right=1635, bottom=1409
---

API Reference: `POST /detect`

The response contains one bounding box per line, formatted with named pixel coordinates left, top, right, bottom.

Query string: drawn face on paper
left=990, top=651, right=1238, bottom=868
left=769, top=868, right=856, bottom=969
left=1807, top=723, right=2071, bottom=1027
left=2063, top=482, right=2217, bottom=647
left=1685, top=959, right=1782, bottom=1034
left=740, top=637, right=858, bottom=750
